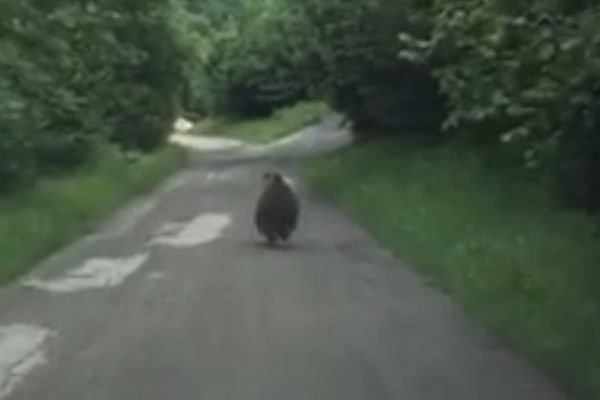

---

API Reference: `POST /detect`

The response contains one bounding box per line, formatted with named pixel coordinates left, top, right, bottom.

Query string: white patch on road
left=173, top=117, right=194, bottom=134
left=23, top=253, right=149, bottom=293
left=151, top=214, right=231, bottom=248
left=204, top=170, right=242, bottom=183
left=0, top=324, right=53, bottom=399
left=169, top=134, right=244, bottom=152
left=155, top=222, right=186, bottom=237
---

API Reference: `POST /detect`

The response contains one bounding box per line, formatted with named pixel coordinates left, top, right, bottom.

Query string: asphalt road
left=0, top=117, right=569, bottom=400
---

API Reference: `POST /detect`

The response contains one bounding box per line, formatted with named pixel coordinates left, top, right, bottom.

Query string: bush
left=398, top=0, right=600, bottom=211
left=299, top=0, right=446, bottom=137
left=173, top=0, right=319, bottom=118
left=0, top=0, right=183, bottom=191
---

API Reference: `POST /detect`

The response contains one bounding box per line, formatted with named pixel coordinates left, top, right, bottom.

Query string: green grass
left=305, top=138, right=600, bottom=400
left=0, top=145, right=184, bottom=285
left=194, top=100, right=330, bottom=143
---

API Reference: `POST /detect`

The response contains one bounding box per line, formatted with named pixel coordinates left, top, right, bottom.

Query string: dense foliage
left=172, top=0, right=321, bottom=117
left=0, top=0, right=183, bottom=192
left=175, top=0, right=445, bottom=132
left=296, top=0, right=446, bottom=134
left=2, top=0, right=597, bottom=211
left=398, top=0, right=600, bottom=211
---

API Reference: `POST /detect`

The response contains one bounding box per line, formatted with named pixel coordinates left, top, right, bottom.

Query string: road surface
left=0, top=116, right=569, bottom=399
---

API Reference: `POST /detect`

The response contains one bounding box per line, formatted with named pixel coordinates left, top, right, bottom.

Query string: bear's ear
left=271, top=173, right=283, bottom=183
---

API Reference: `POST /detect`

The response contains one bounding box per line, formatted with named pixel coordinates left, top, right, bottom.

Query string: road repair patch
left=22, top=253, right=149, bottom=293
left=151, top=213, right=231, bottom=248
left=0, top=324, right=53, bottom=399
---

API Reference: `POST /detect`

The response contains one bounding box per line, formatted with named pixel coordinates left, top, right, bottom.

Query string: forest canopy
left=1, top=0, right=598, bottom=211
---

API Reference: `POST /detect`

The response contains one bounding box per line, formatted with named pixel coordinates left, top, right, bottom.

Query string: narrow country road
left=0, top=116, right=568, bottom=400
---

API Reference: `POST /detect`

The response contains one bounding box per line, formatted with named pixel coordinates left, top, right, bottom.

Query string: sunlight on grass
left=305, top=139, right=600, bottom=399
left=0, top=145, right=184, bottom=285
left=195, top=101, right=330, bottom=143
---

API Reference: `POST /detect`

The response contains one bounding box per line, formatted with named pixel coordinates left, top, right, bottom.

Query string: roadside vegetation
left=0, top=146, right=183, bottom=284
left=305, top=139, right=600, bottom=398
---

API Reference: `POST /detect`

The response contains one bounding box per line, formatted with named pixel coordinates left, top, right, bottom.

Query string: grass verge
left=194, top=101, right=330, bottom=143
left=0, top=145, right=184, bottom=285
left=304, top=138, right=600, bottom=400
